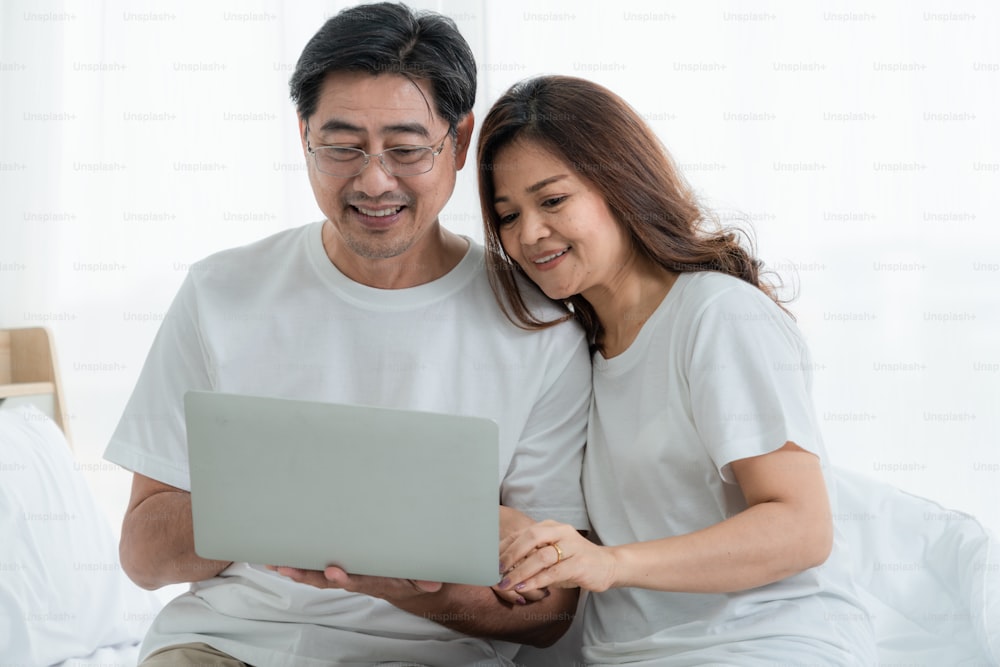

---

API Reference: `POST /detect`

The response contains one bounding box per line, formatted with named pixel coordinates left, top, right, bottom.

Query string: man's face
left=300, top=71, right=472, bottom=268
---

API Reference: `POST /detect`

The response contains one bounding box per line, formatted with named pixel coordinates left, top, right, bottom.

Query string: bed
left=0, top=327, right=162, bottom=665
left=2, top=326, right=998, bottom=665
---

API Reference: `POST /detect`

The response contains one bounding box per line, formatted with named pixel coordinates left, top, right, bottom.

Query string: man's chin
left=341, top=232, right=414, bottom=261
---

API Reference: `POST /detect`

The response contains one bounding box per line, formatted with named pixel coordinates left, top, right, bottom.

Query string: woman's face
left=491, top=139, right=634, bottom=302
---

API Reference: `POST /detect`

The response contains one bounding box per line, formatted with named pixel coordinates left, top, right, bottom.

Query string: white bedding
left=3, top=404, right=998, bottom=665
left=55, top=643, right=142, bottom=667
left=0, top=405, right=160, bottom=666
left=836, top=467, right=1000, bottom=664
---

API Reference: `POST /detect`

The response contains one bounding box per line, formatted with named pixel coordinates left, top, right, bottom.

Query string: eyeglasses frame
left=304, top=126, right=451, bottom=178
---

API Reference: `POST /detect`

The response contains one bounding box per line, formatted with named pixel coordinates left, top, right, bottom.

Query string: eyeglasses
left=305, top=127, right=450, bottom=178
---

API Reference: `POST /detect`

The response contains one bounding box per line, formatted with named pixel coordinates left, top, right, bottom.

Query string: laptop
left=184, top=391, right=501, bottom=586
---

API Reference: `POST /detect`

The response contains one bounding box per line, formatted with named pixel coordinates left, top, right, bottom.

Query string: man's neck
left=321, top=221, right=469, bottom=289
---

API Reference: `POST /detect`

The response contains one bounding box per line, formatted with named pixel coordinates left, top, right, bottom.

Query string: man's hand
left=270, top=504, right=553, bottom=606
left=270, top=565, right=443, bottom=601
left=266, top=503, right=582, bottom=648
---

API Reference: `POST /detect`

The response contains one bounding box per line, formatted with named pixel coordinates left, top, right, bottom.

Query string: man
left=104, top=3, right=590, bottom=666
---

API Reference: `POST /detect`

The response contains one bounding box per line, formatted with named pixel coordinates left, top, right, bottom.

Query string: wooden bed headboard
left=0, top=327, right=72, bottom=445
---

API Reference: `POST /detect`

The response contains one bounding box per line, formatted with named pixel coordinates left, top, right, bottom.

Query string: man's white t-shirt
left=582, top=271, right=877, bottom=665
left=104, top=221, right=591, bottom=666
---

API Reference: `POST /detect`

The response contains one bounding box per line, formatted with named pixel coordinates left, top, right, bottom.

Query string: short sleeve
left=500, top=324, right=591, bottom=530
left=103, top=274, right=214, bottom=490
left=686, top=284, right=822, bottom=484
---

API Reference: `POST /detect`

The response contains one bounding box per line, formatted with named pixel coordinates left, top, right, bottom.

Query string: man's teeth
left=534, top=249, right=568, bottom=264
left=357, top=206, right=402, bottom=217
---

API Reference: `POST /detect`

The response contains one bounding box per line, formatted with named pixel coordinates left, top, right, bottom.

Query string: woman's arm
left=497, top=441, right=832, bottom=594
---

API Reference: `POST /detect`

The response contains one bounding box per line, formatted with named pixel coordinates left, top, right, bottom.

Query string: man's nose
left=352, top=155, right=398, bottom=197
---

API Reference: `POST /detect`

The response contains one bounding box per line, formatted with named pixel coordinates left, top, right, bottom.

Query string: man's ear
left=298, top=115, right=309, bottom=153
left=453, top=112, right=475, bottom=170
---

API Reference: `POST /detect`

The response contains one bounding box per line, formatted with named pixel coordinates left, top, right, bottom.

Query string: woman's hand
left=492, top=506, right=552, bottom=605
left=497, top=520, right=617, bottom=595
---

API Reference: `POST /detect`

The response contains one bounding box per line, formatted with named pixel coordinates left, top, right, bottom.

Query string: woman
left=479, top=75, right=877, bottom=664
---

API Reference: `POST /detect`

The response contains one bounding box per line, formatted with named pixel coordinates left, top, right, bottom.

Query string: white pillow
left=0, top=405, right=162, bottom=665
left=834, top=466, right=1000, bottom=663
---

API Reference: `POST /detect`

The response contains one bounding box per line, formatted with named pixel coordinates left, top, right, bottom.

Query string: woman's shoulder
left=675, top=270, right=775, bottom=314
left=673, top=271, right=796, bottom=338
left=681, top=269, right=760, bottom=296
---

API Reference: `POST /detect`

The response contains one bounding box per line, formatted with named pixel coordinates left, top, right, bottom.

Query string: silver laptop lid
left=185, top=391, right=501, bottom=586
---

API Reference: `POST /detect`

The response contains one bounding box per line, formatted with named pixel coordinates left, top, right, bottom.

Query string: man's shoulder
left=191, top=222, right=316, bottom=271
left=456, top=253, right=583, bottom=342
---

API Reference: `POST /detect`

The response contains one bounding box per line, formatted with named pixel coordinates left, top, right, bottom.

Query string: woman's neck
left=585, top=257, right=678, bottom=358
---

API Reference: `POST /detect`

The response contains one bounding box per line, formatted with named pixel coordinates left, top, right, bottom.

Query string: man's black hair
left=289, top=2, right=477, bottom=129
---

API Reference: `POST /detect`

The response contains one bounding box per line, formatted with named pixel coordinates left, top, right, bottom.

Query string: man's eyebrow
left=382, top=122, right=432, bottom=139
left=315, top=119, right=432, bottom=139
left=317, top=119, right=364, bottom=134
left=494, top=175, right=569, bottom=204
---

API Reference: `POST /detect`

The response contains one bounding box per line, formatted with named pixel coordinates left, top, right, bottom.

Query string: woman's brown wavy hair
left=477, top=75, right=788, bottom=345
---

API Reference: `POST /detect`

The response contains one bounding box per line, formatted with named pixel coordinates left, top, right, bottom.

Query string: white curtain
left=2, top=0, right=998, bottom=531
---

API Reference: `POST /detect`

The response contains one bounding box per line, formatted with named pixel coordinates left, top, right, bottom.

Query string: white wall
left=1, top=0, right=998, bottom=537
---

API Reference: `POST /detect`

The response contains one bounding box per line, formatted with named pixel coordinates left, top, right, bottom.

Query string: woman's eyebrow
left=494, top=175, right=569, bottom=204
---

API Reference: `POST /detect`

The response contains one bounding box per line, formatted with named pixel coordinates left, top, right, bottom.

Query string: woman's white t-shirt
left=582, top=271, right=877, bottom=665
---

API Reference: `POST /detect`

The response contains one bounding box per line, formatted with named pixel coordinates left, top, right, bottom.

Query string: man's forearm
left=391, top=583, right=578, bottom=647
left=120, top=489, right=231, bottom=589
